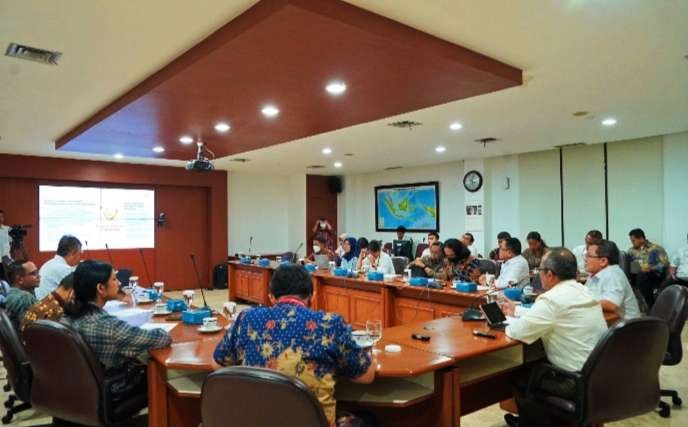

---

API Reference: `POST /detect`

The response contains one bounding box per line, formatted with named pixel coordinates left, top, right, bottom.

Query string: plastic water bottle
left=403, top=268, right=411, bottom=282
left=329, top=261, right=336, bottom=275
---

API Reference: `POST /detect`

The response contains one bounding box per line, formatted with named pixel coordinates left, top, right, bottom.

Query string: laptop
left=480, top=302, right=508, bottom=330
left=314, top=254, right=330, bottom=270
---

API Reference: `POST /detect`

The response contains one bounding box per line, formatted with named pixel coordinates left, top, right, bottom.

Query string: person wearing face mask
left=442, top=238, right=481, bottom=283
left=312, top=217, right=334, bottom=250
left=413, top=241, right=445, bottom=277
left=305, top=236, right=338, bottom=263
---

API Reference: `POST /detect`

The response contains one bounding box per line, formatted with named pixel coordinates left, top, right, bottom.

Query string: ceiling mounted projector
left=186, top=141, right=215, bottom=171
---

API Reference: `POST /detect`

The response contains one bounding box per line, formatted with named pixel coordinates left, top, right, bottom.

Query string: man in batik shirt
left=22, top=273, right=74, bottom=333
left=214, top=264, right=375, bottom=426
left=628, top=228, right=669, bottom=307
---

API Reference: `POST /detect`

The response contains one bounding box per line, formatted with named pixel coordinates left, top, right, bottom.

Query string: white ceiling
left=2, top=0, right=687, bottom=175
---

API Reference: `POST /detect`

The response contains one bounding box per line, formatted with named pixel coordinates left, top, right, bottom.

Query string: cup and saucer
left=198, top=317, right=223, bottom=333
left=351, top=330, right=375, bottom=348
left=152, top=303, right=171, bottom=317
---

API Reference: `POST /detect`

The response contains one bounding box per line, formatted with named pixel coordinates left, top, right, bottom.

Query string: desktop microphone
left=291, top=242, right=303, bottom=263
left=462, top=288, right=501, bottom=321
left=104, top=243, right=115, bottom=266
left=190, top=254, right=209, bottom=308
left=138, top=248, right=153, bottom=286
left=248, top=236, right=253, bottom=255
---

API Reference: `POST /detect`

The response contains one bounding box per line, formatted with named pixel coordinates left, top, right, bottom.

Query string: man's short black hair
left=369, top=240, right=382, bottom=253
left=356, top=237, right=369, bottom=250
left=7, top=261, right=27, bottom=285
left=587, top=229, right=603, bottom=241
left=504, top=237, right=522, bottom=255
left=430, top=241, right=442, bottom=248
left=56, top=235, right=82, bottom=257
left=463, top=232, right=474, bottom=244
left=428, top=231, right=439, bottom=239
left=541, top=248, right=577, bottom=280
left=396, top=226, right=406, bottom=232
left=497, top=231, right=511, bottom=241
left=629, top=228, right=646, bottom=239
left=270, top=264, right=313, bottom=299
left=591, top=240, right=620, bottom=265
left=58, top=272, right=75, bottom=290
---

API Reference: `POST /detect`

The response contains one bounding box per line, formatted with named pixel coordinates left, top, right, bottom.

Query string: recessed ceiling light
left=152, top=146, right=165, bottom=153
left=114, top=153, right=124, bottom=159
left=214, top=122, right=231, bottom=132
left=602, top=118, right=617, bottom=127
left=325, top=81, right=347, bottom=95
left=435, top=146, right=446, bottom=153
left=333, top=161, right=343, bottom=168
left=322, top=147, right=332, bottom=155
left=449, top=122, right=463, bottom=131
left=179, top=135, right=193, bottom=144
left=261, top=105, right=280, bottom=117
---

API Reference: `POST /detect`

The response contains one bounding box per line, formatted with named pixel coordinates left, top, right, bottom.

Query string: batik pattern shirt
left=213, top=303, right=371, bottom=426
left=628, top=241, right=669, bottom=274
left=444, top=258, right=481, bottom=283
left=21, top=292, right=65, bottom=333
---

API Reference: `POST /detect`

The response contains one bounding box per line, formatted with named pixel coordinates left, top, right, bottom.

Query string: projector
left=185, top=142, right=214, bottom=171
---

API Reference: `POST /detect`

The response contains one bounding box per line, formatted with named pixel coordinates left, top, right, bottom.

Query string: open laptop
left=314, top=254, right=330, bottom=270
left=480, top=302, right=508, bottom=330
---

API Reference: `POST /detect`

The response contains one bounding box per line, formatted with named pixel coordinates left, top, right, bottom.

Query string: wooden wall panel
left=306, top=175, right=338, bottom=249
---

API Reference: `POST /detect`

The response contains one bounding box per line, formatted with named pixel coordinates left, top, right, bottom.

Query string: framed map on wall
left=375, top=182, right=439, bottom=232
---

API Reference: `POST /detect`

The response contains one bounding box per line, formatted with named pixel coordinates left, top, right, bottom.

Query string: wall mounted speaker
left=328, top=176, right=343, bottom=194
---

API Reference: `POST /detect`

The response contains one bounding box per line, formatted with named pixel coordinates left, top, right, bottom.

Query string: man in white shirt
left=502, top=248, right=607, bottom=427
left=420, top=231, right=439, bottom=258
left=36, top=235, right=82, bottom=299
left=585, top=240, right=641, bottom=321
left=0, top=210, right=11, bottom=259
left=481, top=238, right=529, bottom=289
left=461, top=232, right=479, bottom=257
left=571, top=229, right=603, bottom=274
left=361, top=240, right=395, bottom=275
left=666, top=233, right=688, bottom=287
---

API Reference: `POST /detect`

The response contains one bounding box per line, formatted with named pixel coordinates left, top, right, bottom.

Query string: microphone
left=104, top=243, right=115, bottom=266
left=138, top=248, right=152, bottom=286
left=462, top=288, right=501, bottom=321
left=190, top=254, right=209, bottom=308
left=291, top=242, right=303, bottom=263
left=248, top=236, right=253, bottom=255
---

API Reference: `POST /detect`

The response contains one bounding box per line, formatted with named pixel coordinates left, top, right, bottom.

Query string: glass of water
left=276, top=255, right=282, bottom=264
left=182, top=290, right=194, bottom=308
left=366, top=320, right=383, bottom=354
left=153, top=282, right=165, bottom=300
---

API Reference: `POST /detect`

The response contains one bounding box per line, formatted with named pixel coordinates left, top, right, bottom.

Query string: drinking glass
left=153, top=282, right=165, bottom=300
left=365, top=320, right=383, bottom=354
left=182, top=290, right=194, bottom=308
left=276, top=255, right=282, bottom=263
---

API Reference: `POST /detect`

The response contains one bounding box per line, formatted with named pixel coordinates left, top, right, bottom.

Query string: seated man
left=585, top=240, right=640, bottom=320
left=4, top=260, right=40, bottom=329
left=460, top=232, right=478, bottom=257
left=628, top=228, right=669, bottom=307
left=22, top=272, right=75, bottom=333
left=395, top=225, right=412, bottom=242
left=481, top=238, right=530, bottom=289
left=501, top=248, right=607, bottom=427
left=666, top=233, right=688, bottom=287
left=413, top=241, right=444, bottom=277
left=571, top=229, right=603, bottom=274
left=305, top=236, right=338, bottom=264
left=420, top=231, right=439, bottom=257
left=213, top=264, right=375, bottom=426
left=489, top=231, right=511, bottom=261
left=360, top=240, right=395, bottom=275
left=36, top=235, right=81, bottom=299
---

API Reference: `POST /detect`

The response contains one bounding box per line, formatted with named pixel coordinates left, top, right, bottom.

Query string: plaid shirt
left=21, top=292, right=65, bottom=333
left=629, top=241, right=669, bottom=274
left=65, top=304, right=172, bottom=370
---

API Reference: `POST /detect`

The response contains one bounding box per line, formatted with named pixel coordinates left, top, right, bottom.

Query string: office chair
left=648, top=284, right=688, bottom=418
left=477, top=259, right=497, bottom=275
left=200, top=366, right=328, bottom=427
left=280, top=252, right=296, bottom=263
left=383, top=242, right=392, bottom=254
left=115, top=268, right=133, bottom=287
left=414, top=243, right=428, bottom=259
left=23, top=320, right=147, bottom=426
left=618, top=251, right=631, bottom=279
left=391, top=256, right=409, bottom=275
left=523, top=318, right=668, bottom=426
left=0, top=309, right=32, bottom=424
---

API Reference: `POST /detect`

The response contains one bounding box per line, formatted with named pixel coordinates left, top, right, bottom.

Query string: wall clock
left=463, top=170, right=483, bottom=192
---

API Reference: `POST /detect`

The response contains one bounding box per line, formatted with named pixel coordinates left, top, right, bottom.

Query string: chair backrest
left=391, top=256, right=409, bottom=274
left=23, top=319, right=104, bottom=425
left=0, top=309, right=31, bottom=402
left=115, top=268, right=133, bottom=287
left=280, top=252, right=296, bottom=263
left=649, top=285, right=688, bottom=365
left=581, top=317, right=668, bottom=424
left=201, top=366, right=328, bottom=427
left=414, top=243, right=429, bottom=259
left=478, top=259, right=497, bottom=275
left=383, top=242, right=392, bottom=254
left=618, top=251, right=631, bottom=279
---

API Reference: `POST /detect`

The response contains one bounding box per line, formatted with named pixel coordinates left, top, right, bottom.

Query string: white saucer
left=152, top=310, right=172, bottom=317
left=137, top=298, right=153, bottom=304
left=198, top=325, right=223, bottom=333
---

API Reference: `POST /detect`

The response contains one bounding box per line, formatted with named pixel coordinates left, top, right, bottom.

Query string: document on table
left=140, top=322, right=178, bottom=333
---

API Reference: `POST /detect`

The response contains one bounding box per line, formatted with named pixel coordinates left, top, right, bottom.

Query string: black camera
left=8, top=225, right=30, bottom=242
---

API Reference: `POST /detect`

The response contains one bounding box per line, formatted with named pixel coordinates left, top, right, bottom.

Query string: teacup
left=202, top=317, right=218, bottom=330
left=352, top=330, right=373, bottom=348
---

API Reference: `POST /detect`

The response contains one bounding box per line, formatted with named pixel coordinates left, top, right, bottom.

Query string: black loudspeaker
left=327, top=176, right=343, bottom=194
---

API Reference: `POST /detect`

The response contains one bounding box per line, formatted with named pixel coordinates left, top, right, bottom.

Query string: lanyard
left=276, top=296, right=308, bottom=308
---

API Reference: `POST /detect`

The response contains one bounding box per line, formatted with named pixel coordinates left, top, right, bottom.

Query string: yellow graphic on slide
left=102, top=207, right=119, bottom=221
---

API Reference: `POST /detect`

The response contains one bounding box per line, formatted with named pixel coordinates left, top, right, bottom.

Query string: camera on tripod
left=8, top=225, right=29, bottom=242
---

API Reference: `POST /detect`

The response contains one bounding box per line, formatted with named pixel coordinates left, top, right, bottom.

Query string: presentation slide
left=39, top=185, right=155, bottom=251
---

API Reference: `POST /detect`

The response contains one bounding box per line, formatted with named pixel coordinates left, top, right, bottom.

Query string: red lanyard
left=276, top=296, right=308, bottom=308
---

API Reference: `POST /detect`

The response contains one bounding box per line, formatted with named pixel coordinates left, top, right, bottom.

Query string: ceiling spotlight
left=333, top=161, right=343, bottom=168
left=179, top=135, right=193, bottom=144
left=214, top=122, right=231, bottom=132
left=114, top=153, right=124, bottom=159
left=435, top=146, right=446, bottom=153
left=602, top=118, right=617, bottom=127
left=326, top=81, right=347, bottom=95
left=153, top=146, right=165, bottom=153
left=449, top=122, right=463, bottom=131
left=322, top=147, right=332, bottom=155
left=261, top=105, right=280, bottom=118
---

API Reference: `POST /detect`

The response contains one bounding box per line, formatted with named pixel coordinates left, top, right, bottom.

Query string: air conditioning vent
left=5, top=43, right=62, bottom=65
left=387, top=120, right=421, bottom=130
left=307, top=165, right=326, bottom=169
left=384, top=166, right=403, bottom=171
left=475, top=137, right=500, bottom=147
left=229, top=158, right=250, bottom=163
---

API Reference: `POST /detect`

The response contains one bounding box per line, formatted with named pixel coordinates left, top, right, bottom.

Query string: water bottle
left=403, top=268, right=411, bottom=282
left=130, top=276, right=139, bottom=306
left=329, top=261, right=336, bottom=275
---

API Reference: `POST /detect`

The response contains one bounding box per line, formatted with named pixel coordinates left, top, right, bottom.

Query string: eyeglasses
left=584, top=254, right=603, bottom=259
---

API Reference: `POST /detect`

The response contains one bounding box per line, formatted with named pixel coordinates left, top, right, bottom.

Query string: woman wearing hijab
left=339, top=237, right=358, bottom=270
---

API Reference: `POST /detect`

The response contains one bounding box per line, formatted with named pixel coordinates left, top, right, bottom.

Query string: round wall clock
left=463, top=170, right=483, bottom=192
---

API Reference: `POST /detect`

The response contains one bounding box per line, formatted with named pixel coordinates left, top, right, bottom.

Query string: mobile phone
left=472, top=330, right=497, bottom=339
left=411, top=333, right=431, bottom=341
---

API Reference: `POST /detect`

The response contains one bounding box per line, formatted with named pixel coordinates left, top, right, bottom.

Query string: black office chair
left=391, top=256, right=409, bottom=275
left=23, top=320, right=147, bottom=426
left=618, top=251, right=631, bottom=279
left=478, top=259, right=497, bottom=275
left=648, top=284, right=688, bottom=417
left=0, top=309, right=32, bottom=424
left=414, top=243, right=428, bottom=259
left=523, top=317, right=668, bottom=426
left=280, top=252, right=296, bottom=263
left=200, top=366, right=328, bottom=427
left=115, top=268, right=133, bottom=287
